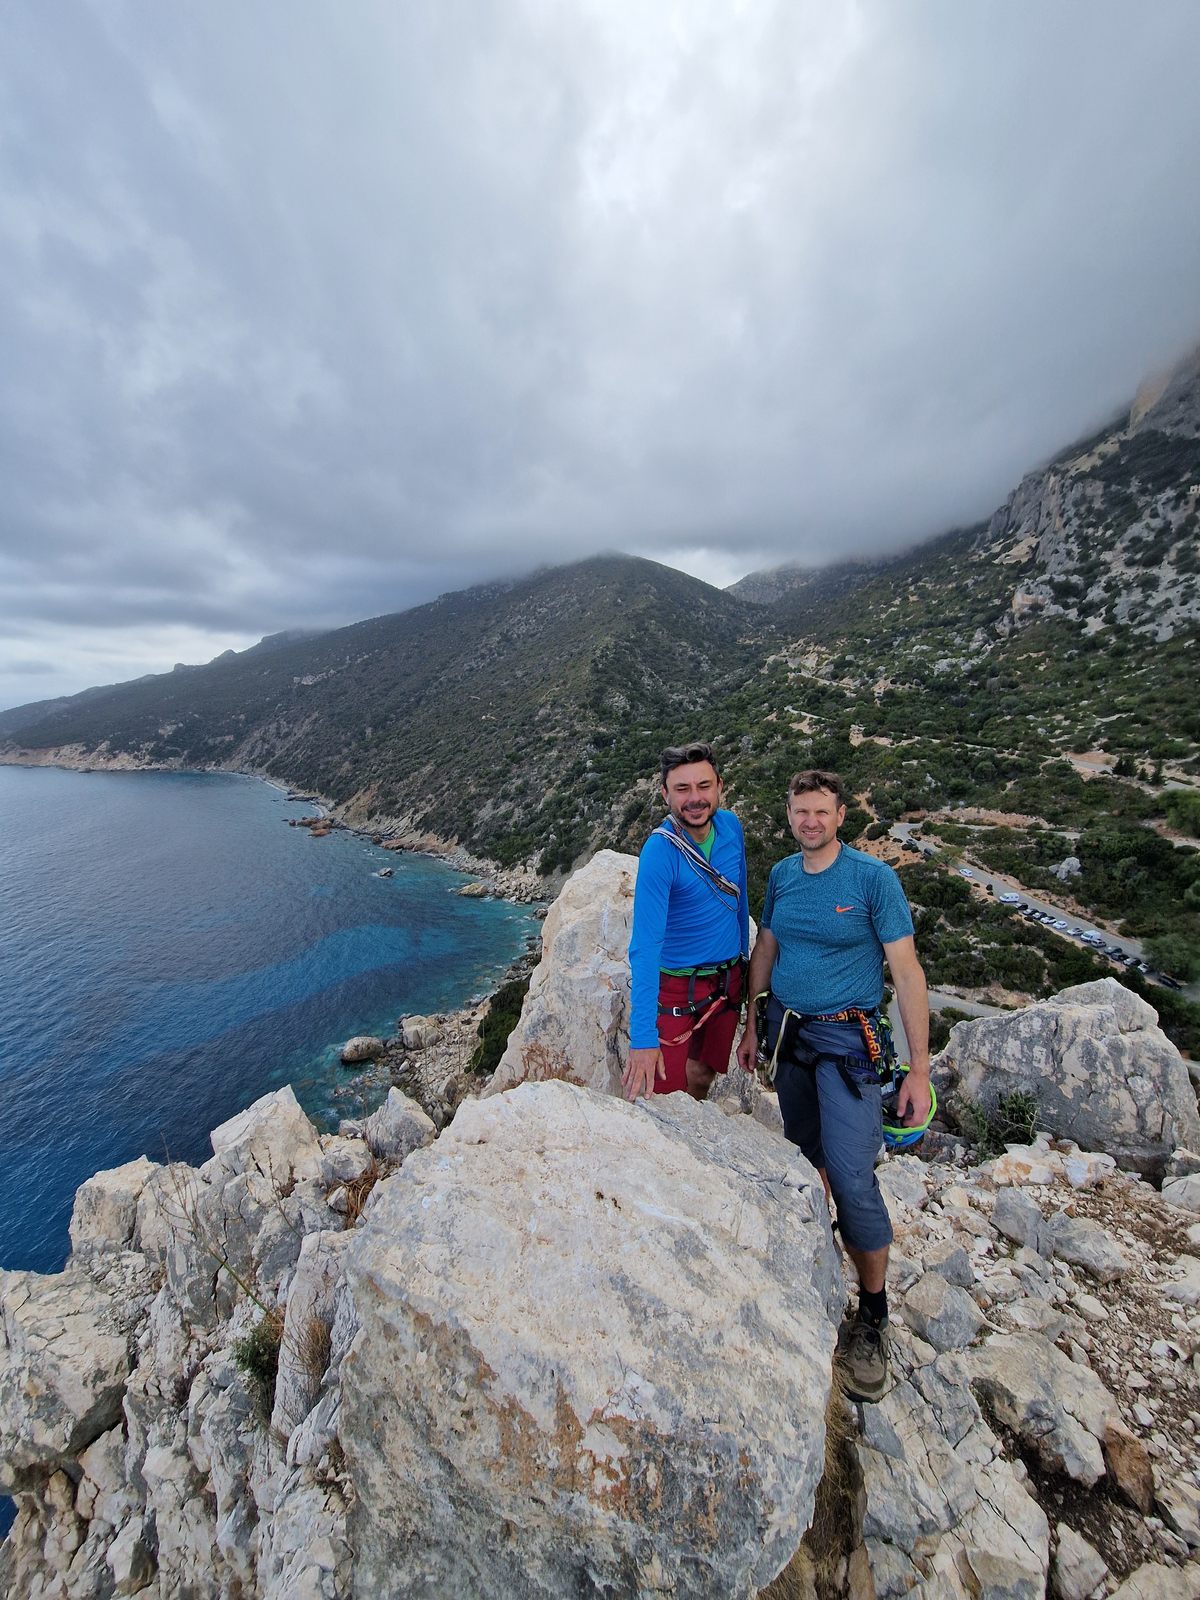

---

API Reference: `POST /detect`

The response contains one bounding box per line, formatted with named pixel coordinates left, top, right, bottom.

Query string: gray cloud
left=1, top=0, right=1198, bottom=708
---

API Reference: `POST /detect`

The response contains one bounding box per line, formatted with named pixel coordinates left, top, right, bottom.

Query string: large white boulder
left=486, top=850, right=637, bottom=1096
left=934, top=978, right=1200, bottom=1175
left=341, top=1080, right=841, bottom=1598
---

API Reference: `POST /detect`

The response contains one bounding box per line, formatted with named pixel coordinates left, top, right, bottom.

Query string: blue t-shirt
left=760, top=843, right=914, bottom=1015
left=628, top=809, right=749, bottom=1049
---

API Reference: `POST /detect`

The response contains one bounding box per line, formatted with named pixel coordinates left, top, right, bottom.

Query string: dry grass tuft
left=340, top=1157, right=382, bottom=1228
left=758, top=1386, right=863, bottom=1600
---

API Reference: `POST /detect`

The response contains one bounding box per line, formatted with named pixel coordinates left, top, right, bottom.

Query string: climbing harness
left=754, top=995, right=896, bottom=1095
left=657, top=956, right=746, bottom=1049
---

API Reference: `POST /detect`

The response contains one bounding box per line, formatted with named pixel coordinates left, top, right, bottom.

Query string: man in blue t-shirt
left=736, top=769, right=930, bottom=1402
left=623, top=741, right=749, bottom=1102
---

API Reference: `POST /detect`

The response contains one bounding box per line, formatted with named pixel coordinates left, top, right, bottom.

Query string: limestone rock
left=1042, top=1212, right=1129, bottom=1282
left=1108, top=1563, right=1200, bottom=1600
left=964, top=1332, right=1118, bottom=1485
left=486, top=850, right=638, bottom=1096
left=0, top=1267, right=134, bottom=1492
left=1052, top=1522, right=1107, bottom=1600
left=399, top=1013, right=441, bottom=1051
left=339, top=1034, right=386, bottom=1064
left=69, top=1156, right=159, bottom=1255
left=359, top=1086, right=436, bottom=1165
left=992, top=1187, right=1046, bottom=1251
left=271, top=1230, right=352, bottom=1439
left=342, top=1080, right=842, bottom=1598
left=935, top=979, right=1200, bottom=1175
left=900, top=1273, right=986, bottom=1351
left=209, top=1084, right=324, bottom=1183
left=1107, top=1427, right=1158, bottom=1510
left=1163, top=1172, right=1200, bottom=1214
left=1157, top=1471, right=1200, bottom=1548
left=858, top=1341, right=1049, bottom=1596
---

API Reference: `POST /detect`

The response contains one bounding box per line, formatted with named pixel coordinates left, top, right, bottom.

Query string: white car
left=1051, top=919, right=1069, bottom=930
left=1081, top=931, right=1102, bottom=944
left=959, top=868, right=975, bottom=878
left=998, top=892, right=1021, bottom=904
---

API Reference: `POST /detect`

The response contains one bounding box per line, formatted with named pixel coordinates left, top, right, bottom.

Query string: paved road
left=888, top=821, right=1198, bottom=1002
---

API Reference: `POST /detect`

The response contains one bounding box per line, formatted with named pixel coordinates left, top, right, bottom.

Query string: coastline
left=0, top=745, right=549, bottom=903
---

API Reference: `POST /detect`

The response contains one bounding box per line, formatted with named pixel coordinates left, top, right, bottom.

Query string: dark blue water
left=0, top=766, right=539, bottom=1278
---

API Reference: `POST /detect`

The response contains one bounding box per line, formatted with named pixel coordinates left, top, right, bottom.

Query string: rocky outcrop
left=486, top=850, right=637, bottom=1097
left=934, top=978, right=1200, bottom=1176
left=337, top=1035, right=385, bottom=1065
left=484, top=849, right=755, bottom=1102
left=342, top=1081, right=841, bottom=1598
left=4, top=859, right=1200, bottom=1599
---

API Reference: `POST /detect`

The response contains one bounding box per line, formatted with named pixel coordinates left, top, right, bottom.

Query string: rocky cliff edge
left=3, top=852, right=1200, bottom=1600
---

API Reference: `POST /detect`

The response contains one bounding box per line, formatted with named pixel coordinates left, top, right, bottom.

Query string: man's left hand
left=896, top=1068, right=932, bottom=1127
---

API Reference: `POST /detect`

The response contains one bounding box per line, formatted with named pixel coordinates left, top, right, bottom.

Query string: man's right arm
left=623, top=840, right=671, bottom=1100
left=735, top=927, right=778, bottom=1072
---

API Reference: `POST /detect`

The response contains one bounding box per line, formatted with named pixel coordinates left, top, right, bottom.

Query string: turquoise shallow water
left=0, top=766, right=539, bottom=1277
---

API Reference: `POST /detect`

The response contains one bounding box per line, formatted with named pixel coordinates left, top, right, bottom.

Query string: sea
left=0, top=765, right=540, bottom=1280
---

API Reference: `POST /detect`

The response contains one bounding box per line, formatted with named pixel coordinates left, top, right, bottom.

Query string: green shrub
left=232, top=1313, right=283, bottom=1420
left=958, top=1089, right=1040, bottom=1162
left=468, top=976, right=532, bottom=1076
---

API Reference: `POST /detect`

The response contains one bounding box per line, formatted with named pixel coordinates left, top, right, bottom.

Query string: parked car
left=1081, top=931, right=1102, bottom=944
left=999, top=892, right=1021, bottom=904
left=1158, top=974, right=1183, bottom=990
left=1051, top=919, right=1069, bottom=931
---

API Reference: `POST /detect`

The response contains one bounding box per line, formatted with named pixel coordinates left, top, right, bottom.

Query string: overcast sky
left=2, top=1, right=1198, bottom=709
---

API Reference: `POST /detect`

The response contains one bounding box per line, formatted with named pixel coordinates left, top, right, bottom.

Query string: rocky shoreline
left=0, top=746, right=550, bottom=903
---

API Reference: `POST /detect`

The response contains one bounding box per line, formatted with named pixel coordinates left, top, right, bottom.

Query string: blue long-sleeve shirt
left=627, top=809, right=749, bottom=1049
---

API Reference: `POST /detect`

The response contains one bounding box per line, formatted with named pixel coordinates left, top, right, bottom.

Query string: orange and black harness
left=756, top=995, right=896, bottom=1095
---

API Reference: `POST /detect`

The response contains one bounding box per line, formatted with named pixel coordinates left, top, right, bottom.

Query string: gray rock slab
left=1108, top=1563, right=1200, bottom=1600
left=342, top=1081, right=842, bottom=1599
left=964, top=1332, right=1118, bottom=1485
left=0, top=1268, right=134, bottom=1492
left=1043, top=1212, right=1128, bottom=1282
left=69, top=1157, right=159, bottom=1256
left=360, top=1086, right=436, bottom=1165
left=1052, top=1523, right=1107, bottom=1600
left=992, top=1188, right=1046, bottom=1251
left=901, top=1273, right=986, bottom=1352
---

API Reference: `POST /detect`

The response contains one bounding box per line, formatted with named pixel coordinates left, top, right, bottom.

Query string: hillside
left=0, top=556, right=762, bottom=875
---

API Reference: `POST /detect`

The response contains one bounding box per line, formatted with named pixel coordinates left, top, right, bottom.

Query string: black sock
left=859, top=1286, right=888, bottom=1326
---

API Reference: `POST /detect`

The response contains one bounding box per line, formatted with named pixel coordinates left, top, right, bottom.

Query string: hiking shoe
left=836, top=1313, right=890, bottom=1403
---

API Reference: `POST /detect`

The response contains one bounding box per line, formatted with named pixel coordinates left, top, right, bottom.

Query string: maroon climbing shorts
left=654, top=963, right=745, bottom=1095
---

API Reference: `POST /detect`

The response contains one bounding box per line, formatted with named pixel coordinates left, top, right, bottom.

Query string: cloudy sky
left=2, top=1, right=1198, bottom=709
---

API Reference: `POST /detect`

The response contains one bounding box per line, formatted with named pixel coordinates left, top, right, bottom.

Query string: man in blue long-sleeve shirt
left=622, top=741, right=749, bottom=1101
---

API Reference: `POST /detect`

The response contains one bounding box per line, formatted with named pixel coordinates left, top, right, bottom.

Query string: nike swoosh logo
left=835, top=905, right=856, bottom=913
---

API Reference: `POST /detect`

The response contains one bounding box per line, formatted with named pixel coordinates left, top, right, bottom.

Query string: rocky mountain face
left=4, top=852, right=1200, bottom=1600
left=985, top=347, right=1200, bottom=643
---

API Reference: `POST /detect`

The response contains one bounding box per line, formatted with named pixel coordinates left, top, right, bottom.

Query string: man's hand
left=622, top=1047, right=665, bottom=1101
left=895, top=1067, right=932, bottom=1127
left=735, top=1025, right=757, bottom=1074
